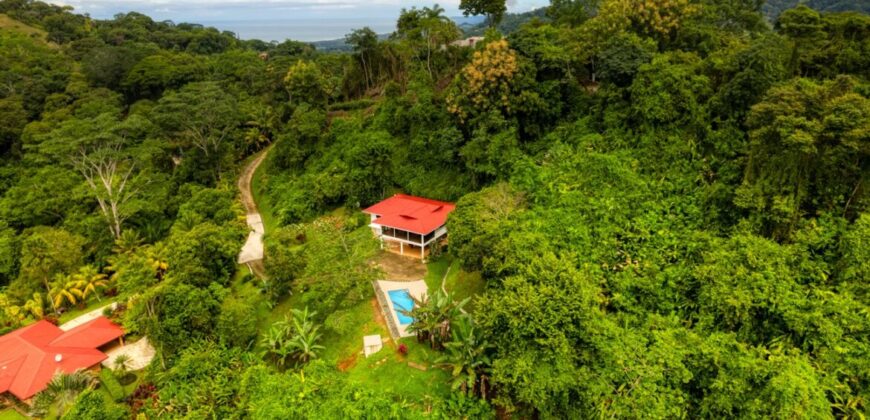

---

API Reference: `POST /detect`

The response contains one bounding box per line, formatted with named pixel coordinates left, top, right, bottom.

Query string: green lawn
left=250, top=151, right=278, bottom=234
left=346, top=337, right=451, bottom=401
left=57, top=299, right=112, bottom=324
left=97, top=369, right=141, bottom=402
left=262, top=287, right=453, bottom=404
left=424, top=256, right=486, bottom=310
left=254, top=253, right=488, bottom=404
left=257, top=254, right=485, bottom=400
left=0, top=409, right=26, bottom=420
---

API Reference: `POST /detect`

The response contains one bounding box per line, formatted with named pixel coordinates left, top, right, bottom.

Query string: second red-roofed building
left=362, top=194, right=455, bottom=260
left=0, top=316, right=124, bottom=402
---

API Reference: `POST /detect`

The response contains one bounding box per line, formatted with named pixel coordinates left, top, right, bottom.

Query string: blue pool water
left=388, top=289, right=414, bottom=325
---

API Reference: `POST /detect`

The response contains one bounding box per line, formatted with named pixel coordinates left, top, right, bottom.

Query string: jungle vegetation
left=0, top=0, right=868, bottom=418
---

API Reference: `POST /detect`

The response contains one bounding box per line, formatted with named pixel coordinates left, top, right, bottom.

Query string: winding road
left=237, top=147, right=271, bottom=279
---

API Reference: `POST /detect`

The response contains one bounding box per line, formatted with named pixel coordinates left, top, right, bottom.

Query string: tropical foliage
left=0, top=0, right=869, bottom=417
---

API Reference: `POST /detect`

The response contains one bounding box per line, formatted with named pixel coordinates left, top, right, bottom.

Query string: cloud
left=45, top=0, right=547, bottom=41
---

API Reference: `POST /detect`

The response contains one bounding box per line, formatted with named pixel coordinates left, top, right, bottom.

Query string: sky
left=47, top=0, right=549, bottom=41
left=48, top=0, right=547, bottom=20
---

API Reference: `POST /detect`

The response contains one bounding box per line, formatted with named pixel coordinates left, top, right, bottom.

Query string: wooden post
left=420, top=245, right=424, bottom=260
left=400, top=242, right=404, bottom=255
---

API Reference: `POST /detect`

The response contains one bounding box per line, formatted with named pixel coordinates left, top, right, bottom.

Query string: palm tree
left=23, top=292, right=46, bottom=319
left=146, top=244, right=170, bottom=282
left=112, top=229, right=143, bottom=255
left=68, top=265, right=109, bottom=302
left=438, top=316, right=493, bottom=399
left=404, top=294, right=434, bottom=343
left=52, top=266, right=110, bottom=310
left=113, top=354, right=132, bottom=374
left=30, top=370, right=96, bottom=417
left=243, top=105, right=276, bottom=151
left=51, top=273, right=84, bottom=310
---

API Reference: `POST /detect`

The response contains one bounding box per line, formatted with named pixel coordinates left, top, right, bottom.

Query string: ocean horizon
left=198, top=17, right=398, bottom=43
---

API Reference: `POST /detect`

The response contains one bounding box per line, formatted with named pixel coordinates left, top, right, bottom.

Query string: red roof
left=0, top=316, right=123, bottom=400
left=363, top=194, right=455, bottom=234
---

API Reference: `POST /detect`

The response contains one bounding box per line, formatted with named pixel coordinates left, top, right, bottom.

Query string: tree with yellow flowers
left=595, top=0, right=699, bottom=41
left=446, top=39, right=521, bottom=123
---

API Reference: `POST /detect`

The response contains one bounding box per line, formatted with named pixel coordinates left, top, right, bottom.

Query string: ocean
left=199, top=17, right=398, bottom=42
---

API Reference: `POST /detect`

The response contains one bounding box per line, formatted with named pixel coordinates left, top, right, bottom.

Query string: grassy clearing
left=425, top=256, right=486, bottom=310
left=261, top=285, right=453, bottom=403
left=57, top=299, right=112, bottom=324
left=0, top=409, right=26, bottom=420
left=250, top=152, right=278, bottom=234
left=0, top=14, right=47, bottom=40
left=318, top=299, right=386, bottom=363
left=346, top=337, right=451, bottom=401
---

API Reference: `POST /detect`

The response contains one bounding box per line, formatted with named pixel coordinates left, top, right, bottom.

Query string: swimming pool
left=388, top=289, right=415, bottom=325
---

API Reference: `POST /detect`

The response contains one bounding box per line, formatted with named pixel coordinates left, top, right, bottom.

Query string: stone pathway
left=237, top=147, right=271, bottom=278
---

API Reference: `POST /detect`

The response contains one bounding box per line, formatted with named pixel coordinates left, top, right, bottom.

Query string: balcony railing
left=380, top=227, right=424, bottom=245
left=375, top=225, right=446, bottom=246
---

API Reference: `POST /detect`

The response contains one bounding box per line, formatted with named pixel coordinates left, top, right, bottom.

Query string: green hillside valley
left=0, top=0, right=869, bottom=418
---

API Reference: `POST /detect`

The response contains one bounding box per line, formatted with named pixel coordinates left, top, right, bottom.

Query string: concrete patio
left=101, top=337, right=156, bottom=371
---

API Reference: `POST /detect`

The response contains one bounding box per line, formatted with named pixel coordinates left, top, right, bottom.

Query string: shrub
left=98, top=369, right=125, bottom=402
left=117, top=372, right=137, bottom=386
left=328, top=98, right=375, bottom=111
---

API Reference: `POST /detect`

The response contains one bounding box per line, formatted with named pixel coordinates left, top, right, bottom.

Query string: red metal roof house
left=363, top=194, right=455, bottom=259
left=0, top=316, right=124, bottom=401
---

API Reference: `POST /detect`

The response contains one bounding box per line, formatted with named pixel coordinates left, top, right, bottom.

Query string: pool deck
left=373, top=280, right=428, bottom=339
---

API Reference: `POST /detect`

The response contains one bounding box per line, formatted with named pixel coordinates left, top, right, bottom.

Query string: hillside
left=462, top=7, right=549, bottom=36
left=0, top=13, right=47, bottom=40
left=764, top=0, right=870, bottom=20
left=0, top=0, right=869, bottom=419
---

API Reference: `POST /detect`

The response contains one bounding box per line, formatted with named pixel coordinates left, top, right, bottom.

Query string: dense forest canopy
left=0, top=0, right=868, bottom=418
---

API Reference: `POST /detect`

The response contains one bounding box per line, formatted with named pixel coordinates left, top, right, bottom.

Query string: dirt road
left=237, top=147, right=271, bottom=279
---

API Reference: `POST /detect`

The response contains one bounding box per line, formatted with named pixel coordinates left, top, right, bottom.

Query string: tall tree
left=13, top=227, right=84, bottom=306
left=736, top=76, right=870, bottom=238
left=460, top=0, right=508, bottom=27
left=36, top=113, right=152, bottom=239
left=153, top=81, right=241, bottom=182
left=548, top=0, right=597, bottom=26
left=284, top=60, right=327, bottom=107
left=395, top=5, right=461, bottom=78
left=776, top=5, right=827, bottom=75
left=345, top=28, right=379, bottom=91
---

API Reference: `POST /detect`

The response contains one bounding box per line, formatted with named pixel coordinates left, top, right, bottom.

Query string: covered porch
left=372, top=225, right=446, bottom=260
